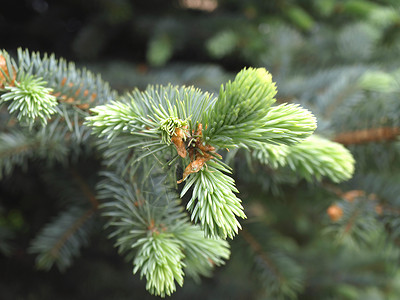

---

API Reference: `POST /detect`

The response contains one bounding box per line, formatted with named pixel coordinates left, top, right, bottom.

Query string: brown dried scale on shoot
left=171, top=126, right=189, bottom=158
left=176, top=123, right=221, bottom=184
left=0, top=54, right=16, bottom=88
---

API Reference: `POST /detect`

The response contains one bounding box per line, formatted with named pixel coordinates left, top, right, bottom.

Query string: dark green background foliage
left=2, top=0, right=400, bottom=299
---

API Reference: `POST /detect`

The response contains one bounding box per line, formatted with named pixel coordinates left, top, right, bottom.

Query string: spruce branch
left=0, top=48, right=117, bottom=151
left=29, top=207, right=95, bottom=272
left=0, top=48, right=356, bottom=297
left=181, top=162, right=246, bottom=239
left=129, top=84, right=215, bottom=129
left=0, top=74, right=57, bottom=127
left=87, top=67, right=321, bottom=241
left=86, top=84, right=215, bottom=167
left=241, top=228, right=304, bottom=300
left=85, top=100, right=140, bottom=141
left=98, top=170, right=230, bottom=296
left=0, top=130, right=38, bottom=178
left=132, top=233, right=185, bottom=297
left=0, top=48, right=117, bottom=137
left=259, top=103, right=317, bottom=146
left=325, top=197, right=382, bottom=249
left=29, top=167, right=99, bottom=272
left=174, top=224, right=230, bottom=282
left=0, top=115, right=94, bottom=179
left=253, top=135, right=355, bottom=183
left=203, top=67, right=317, bottom=148
left=15, top=48, right=116, bottom=108
left=203, top=67, right=277, bottom=147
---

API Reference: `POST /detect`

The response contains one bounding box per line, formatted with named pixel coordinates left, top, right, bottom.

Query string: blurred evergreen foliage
left=2, top=0, right=400, bottom=299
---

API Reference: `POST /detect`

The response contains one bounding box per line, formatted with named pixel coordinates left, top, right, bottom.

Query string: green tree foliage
left=0, top=47, right=352, bottom=298
left=2, top=0, right=400, bottom=299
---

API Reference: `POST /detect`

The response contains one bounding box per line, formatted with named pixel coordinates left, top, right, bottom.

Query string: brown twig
left=69, top=167, right=99, bottom=209
left=0, top=141, right=40, bottom=159
left=241, top=228, right=281, bottom=279
left=334, top=127, right=400, bottom=145
left=50, top=208, right=95, bottom=258
left=48, top=168, right=100, bottom=258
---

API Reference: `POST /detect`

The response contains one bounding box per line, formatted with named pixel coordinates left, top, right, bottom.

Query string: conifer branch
left=203, top=68, right=317, bottom=148
left=0, top=131, right=40, bottom=178
left=181, top=162, right=245, bottom=239
left=0, top=48, right=117, bottom=130
left=174, top=224, right=230, bottom=282
left=69, top=167, right=99, bottom=209
left=241, top=229, right=279, bottom=277
left=0, top=133, right=39, bottom=159
left=0, top=74, right=57, bottom=127
left=325, top=197, right=381, bottom=249
left=240, top=228, right=304, bottom=299
left=48, top=208, right=95, bottom=261
left=0, top=47, right=360, bottom=297
left=98, top=170, right=230, bottom=296
left=29, top=207, right=96, bottom=272
left=253, top=135, right=355, bottom=183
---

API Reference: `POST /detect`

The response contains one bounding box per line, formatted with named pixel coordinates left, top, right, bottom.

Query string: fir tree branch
left=15, top=48, right=116, bottom=107
left=203, top=67, right=317, bottom=148
left=241, top=228, right=279, bottom=277
left=29, top=167, right=100, bottom=272
left=325, top=197, right=381, bottom=249
left=85, top=100, right=140, bottom=141
left=53, top=76, right=99, bottom=110
left=98, top=170, right=230, bottom=296
left=181, top=162, right=246, bottom=239
left=69, top=167, right=99, bottom=209
left=253, top=135, right=355, bottom=183
left=174, top=224, right=230, bottom=282
left=0, top=48, right=117, bottom=131
left=29, top=207, right=96, bottom=272
left=48, top=208, right=95, bottom=261
left=0, top=74, right=58, bottom=127
left=132, top=232, right=185, bottom=297
left=0, top=132, right=39, bottom=159
left=0, top=131, right=39, bottom=178
left=240, top=228, right=304, bottom=299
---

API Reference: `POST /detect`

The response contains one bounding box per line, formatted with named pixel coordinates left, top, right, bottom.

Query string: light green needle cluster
left=158, top=116, right=188, bottom=144
left=133, top=233, right=185, bottom=297
left=203, top=67, right=277, bottom=147
left=128, top=84, right=215, bottom=129
left=1, top=74, right=57, bottom=127
left=261, top=103, right=317, bottom=145
left=86, top=85, right=215, bottom=162
left=203, top=67, right=317, bottom=148
left=287, top=135, right=354, bottom=182
left=182, top=163, right=246, bottom=239
left=86, top=101, right=139, bottom=140
left=254, top=135, right=355, bottom=182
left=175, top=225, right=230, bottom=281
